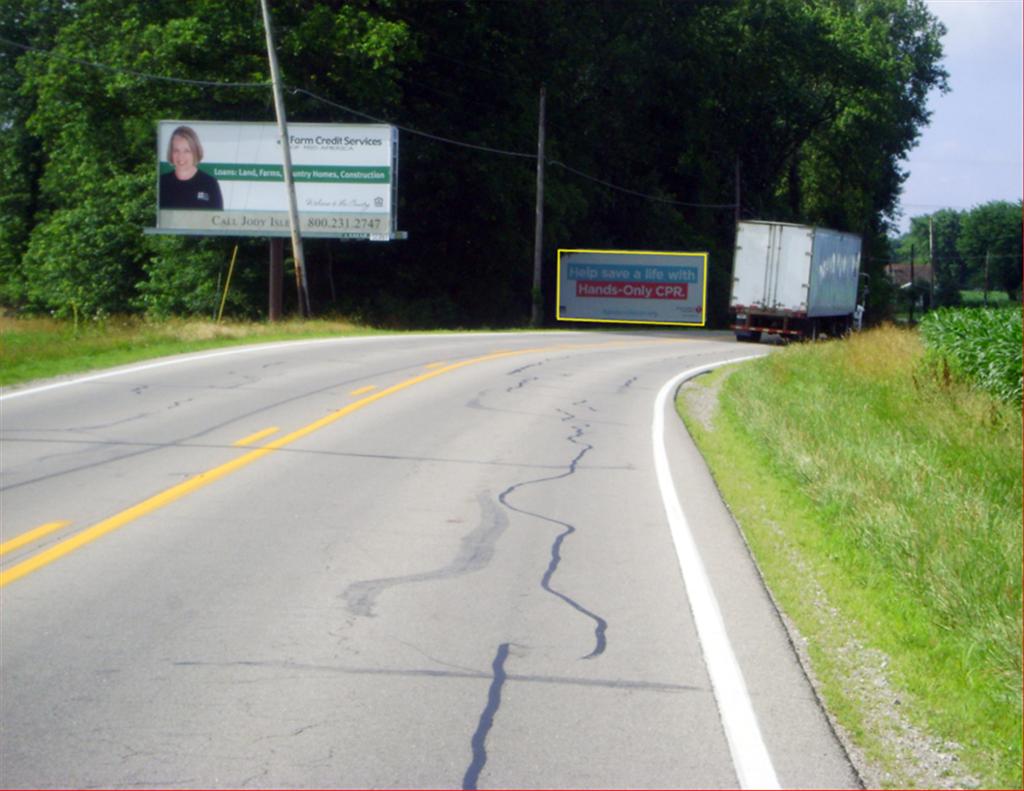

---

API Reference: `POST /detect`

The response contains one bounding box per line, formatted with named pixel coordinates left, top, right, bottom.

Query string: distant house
left=886, top=262, right=934, bottom=288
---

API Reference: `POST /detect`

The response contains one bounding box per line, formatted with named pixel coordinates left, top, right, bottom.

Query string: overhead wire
left=289, top=87, right=537, bottom=161
left=0, top=32, right=739, bottom=209
left=548, top=160, right=738, bottom=209
left=294, top=87, right=738, bottom=208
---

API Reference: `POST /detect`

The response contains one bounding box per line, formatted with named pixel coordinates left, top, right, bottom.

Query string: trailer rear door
left=732, top=222, right=813, bottom=313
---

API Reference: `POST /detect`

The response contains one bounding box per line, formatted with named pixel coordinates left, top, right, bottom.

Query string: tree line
left=1, top=0, right=949, bottom=326
left=893, top=201, right=1023, bottom=307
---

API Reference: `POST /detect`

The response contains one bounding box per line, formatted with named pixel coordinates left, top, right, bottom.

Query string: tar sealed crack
left=498, top=405, right=608, bottom=660
left=341, top=492, right=509, bottom=617
left=462, top=642, right=512, bottom=790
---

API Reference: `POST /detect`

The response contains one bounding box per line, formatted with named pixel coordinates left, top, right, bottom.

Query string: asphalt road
left=0, top=330, right=859, bottom=789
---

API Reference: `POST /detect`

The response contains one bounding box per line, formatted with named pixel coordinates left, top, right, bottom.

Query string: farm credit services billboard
left=156, top=121, right=397, bottom=238
left=557, top=249, right=708, bottom=326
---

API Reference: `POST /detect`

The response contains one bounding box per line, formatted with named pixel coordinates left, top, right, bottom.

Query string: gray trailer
left=729, top=220, right=862, bottom=342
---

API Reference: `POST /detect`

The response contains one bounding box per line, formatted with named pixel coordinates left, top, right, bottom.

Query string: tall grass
left=717, top=326, right=1022, bottom=785
left=0, top=315, right=369, bottom=386
left=919, top=307, right=1022, bottom=404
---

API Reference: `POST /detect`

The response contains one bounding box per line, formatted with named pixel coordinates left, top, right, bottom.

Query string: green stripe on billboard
left=159, top=163, right=391, bottom=183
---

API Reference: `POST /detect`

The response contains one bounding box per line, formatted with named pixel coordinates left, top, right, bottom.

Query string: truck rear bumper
left=730, top=311, right=806, bottom=337
left=731, top=310, right=852, bottom=340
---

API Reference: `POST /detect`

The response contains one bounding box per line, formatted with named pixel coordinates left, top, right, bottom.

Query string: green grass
left=678, top=326, right=1022, bottom=788
left=0, top=315, right=565, bottom=388
left=891, top=291, right=1013, bottom=325
left=960, top=290, right=1014, bottom=308
left=0, top=315, right=406, bottom=387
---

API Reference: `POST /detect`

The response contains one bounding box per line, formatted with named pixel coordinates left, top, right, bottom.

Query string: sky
left=894, top=0, right=1023, bottom=234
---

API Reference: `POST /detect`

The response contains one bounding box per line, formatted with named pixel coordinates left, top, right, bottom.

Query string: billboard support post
left=269, top=238, right=283, bottom=321
left=259, top=0, right=310, bottom=317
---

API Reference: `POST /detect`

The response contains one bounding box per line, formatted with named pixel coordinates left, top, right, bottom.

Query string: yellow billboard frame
left=556, top=248, right=709, bottom=327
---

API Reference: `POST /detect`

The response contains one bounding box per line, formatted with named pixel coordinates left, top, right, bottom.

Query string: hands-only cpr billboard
left=156, top=121, right=397, bottom=238
left=557, top=249, right=708, bottom=326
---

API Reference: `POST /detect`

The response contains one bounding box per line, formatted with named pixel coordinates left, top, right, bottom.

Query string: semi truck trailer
left=730, top=220, right=863, bottom=342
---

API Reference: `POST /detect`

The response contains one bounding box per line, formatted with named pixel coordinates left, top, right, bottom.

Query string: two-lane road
left=1, top=331, right=858, bottom=789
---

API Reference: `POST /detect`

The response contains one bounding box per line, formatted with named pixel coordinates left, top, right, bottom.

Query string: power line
left=549, top=160, right=737, bottom=209
left=884, top=254, right=1021, bottom=265
left=0, top=34, right=535, bottom=158
left=0, top=34, right=737, bottom=211
left=289, top=88, right=536, bottom=160
left=295, top=88, right=737, bottom=209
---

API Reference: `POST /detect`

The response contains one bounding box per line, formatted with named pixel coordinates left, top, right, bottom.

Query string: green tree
left=0, top=0, right=72, bottom=306
left=1, top=0, right=949, bottom=326
left=4, top=0, right=410, bottom=318
left=896, top=202, right=1022, bottom=306
left=796, top=0, right=947, bottom=231
left=958, top=200, right=1023, bottom=300
left=897, top=209, right=965, bottom=307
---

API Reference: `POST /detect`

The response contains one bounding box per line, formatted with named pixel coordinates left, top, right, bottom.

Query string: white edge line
left=653, top=354, right=780, bottom=790
left=0, top=331, right=560, bottom=402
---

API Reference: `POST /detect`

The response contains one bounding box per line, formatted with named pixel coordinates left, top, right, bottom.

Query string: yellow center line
left=349, top=385, right=378, bottom=396
left=2, top=339, right=684, bottom=588
left=232, top=427, right=279, bottom=447
left=0, top=521, right=72, bottom=557
left=0, top=346, right=551, bottom=588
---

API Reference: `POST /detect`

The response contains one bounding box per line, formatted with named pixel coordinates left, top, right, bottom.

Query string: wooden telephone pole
left=928, top=215, right=935, bottom=310
left=531, top=85, right=546, bottom=328
left=259, top=0, right=310, bottom=317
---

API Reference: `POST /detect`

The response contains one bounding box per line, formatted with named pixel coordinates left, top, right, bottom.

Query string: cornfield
left=918, top=307, right=1023, bottom=404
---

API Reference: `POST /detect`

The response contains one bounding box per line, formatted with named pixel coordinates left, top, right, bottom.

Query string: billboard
left=155, top=121, right=397, bottom=238
left=557, top=248, right=708, bottom=326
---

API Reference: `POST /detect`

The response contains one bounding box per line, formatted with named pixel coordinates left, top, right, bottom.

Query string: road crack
left=498, top=405, right=608, bottom=660
left=341, top=492, right=508, bottom=617
left=462, top=642, right=511, bottom=790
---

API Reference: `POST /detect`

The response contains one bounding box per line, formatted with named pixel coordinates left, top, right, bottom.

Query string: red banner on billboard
left=576, top=281, right=689, bottom=300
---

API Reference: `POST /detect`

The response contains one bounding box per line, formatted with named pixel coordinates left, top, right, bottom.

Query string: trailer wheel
left=735, top=331, right=762, bottom=343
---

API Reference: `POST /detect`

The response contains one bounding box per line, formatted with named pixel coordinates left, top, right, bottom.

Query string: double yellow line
left=1, top=347, right=547, bottom=588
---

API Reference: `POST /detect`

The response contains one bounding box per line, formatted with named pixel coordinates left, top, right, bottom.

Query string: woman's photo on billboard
left=159, top=125, right=223, bottom=210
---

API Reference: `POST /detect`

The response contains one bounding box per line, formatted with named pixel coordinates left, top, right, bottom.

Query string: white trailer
left=729, top=220, right=862, bottom=341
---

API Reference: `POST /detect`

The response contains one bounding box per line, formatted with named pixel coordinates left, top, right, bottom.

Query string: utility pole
left=984, top=249, right=991, bottom=306
left=260, top=0, right=311, bottom=317
left=909, top=243, right=915, bottom=325
left=928, top=215, right=935, bottom=311
left=530, top=84, right=546, bottom=328
left=734, top=158, right=742, bottom=227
